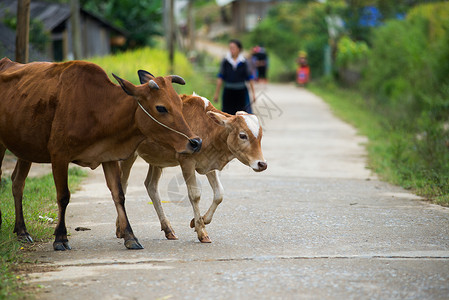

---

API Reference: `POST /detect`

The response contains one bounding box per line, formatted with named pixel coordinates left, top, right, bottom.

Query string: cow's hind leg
left=51, top=161, right=71, bottom=250
left=0, top=144, right=6, bottom=182
left=0, top=144, right=6, bottom=228
left=103, top=161, right=143, bottom=250
left=145, top=165, right=177, bottom=240
left=12, top=159, right=33, bottom=242
left=181, top=162, right=210, bottom=243
left=190, top=170, right=224, bottom=228
left=119, top=151, right=138, bottom=195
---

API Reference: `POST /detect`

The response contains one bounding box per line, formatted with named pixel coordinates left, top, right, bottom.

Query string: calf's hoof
left=124, top=238, right=144, bottom=250
left=18, top=233, right=34, bottom=243
left=53, top=241, right=71, bottom=251
left=199, top=235, right=212, bottom=243
left=164, top=230, right=178, bottom=240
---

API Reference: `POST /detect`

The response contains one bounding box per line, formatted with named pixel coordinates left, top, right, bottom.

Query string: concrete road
left=24, top=84, right=449, bottom=299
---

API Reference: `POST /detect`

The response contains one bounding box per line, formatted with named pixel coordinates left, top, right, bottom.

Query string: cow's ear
left=207, top=111, right=230, bottom=127
left=138, top=70, right=155, bottom=84
left=112, top=73, right=135, bottom=96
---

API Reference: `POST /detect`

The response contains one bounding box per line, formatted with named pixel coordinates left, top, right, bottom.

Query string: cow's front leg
left=103, top=161, right=143, bottom=250
left=190, top=170, right=224, bottom=228
left=12, top=159, right=33, bottom=243
left=51, top=161, right=71, bottom=250
left=144, top=165, right=177, bottom=240
left=181, top=162, right=210, bottom=243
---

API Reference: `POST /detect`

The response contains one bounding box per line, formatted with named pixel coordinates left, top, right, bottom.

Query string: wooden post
left=168, top=0, right=175, bottom=74
left=71, top=0, right=82, bottom=59
left=187, top=0, right=195, bottom=52
left=15, top=0, right=30, bottom=63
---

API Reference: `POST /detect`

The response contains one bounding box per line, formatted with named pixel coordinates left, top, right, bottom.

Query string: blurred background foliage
left=81, top=0, right=163, bottom=48
left=246, top=0, right=448, bottom=204
left=248, top=0, right=448, bottom=204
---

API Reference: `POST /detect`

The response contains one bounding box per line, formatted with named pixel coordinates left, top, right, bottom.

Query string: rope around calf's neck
left=136, top=100, right=191, bottom=140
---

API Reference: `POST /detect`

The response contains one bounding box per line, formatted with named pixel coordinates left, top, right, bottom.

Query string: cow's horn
left=171, top=75, right=186, bottom=85
left=148, top=80, right=159, bottom=90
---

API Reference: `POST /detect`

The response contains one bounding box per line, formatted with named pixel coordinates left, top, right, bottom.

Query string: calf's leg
left=144, top=165, right=177, bottom=240
left=12, top=159, right=33, bottom=242
left=190, top=170, right=224, bottom=228
left=103, top=161, right=143, bottom=250
left=181, top=162, right=210, bottom=243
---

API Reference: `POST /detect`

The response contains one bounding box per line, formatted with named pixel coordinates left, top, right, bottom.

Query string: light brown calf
left=120, top=92, right=267, bottom=243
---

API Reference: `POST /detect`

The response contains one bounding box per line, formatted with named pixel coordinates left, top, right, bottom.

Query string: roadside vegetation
left=0, top=167, right=87, bottom=299
left=89, top=46, right=217, bottom=102
left=248, top=1, right=449, bottom=206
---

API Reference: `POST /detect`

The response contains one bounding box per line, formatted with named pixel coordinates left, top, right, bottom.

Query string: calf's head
left=113, top=71, right=201, bottom=154
left=207, top=111, right=267, bottom=172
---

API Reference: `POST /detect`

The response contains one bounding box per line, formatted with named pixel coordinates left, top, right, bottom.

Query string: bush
left=362, top=3, right=449, bottom=119
left=356, top=2, right=449, bottom=204
left=335, top=36, right=369, bottom=69
left=89, top=47, right=216, bottom=99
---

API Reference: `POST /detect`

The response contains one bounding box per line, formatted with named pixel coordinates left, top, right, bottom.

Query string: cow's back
left=0, top=59, right=118, bottom=163
left=0, top=57, right=19, bottom=73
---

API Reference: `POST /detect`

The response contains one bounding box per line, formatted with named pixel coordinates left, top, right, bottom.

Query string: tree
left=81, top=0, right=163, bottom=47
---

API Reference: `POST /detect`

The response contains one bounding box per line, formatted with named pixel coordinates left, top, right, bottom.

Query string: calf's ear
left=112, top=73, right=135, bottom=96
left=138, top=70, right=155, bottom=84
left=207, top=111, right=230, bottom=127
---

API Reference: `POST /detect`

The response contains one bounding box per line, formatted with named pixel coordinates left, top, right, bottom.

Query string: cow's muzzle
left=188, top=137, right=202, bottom=153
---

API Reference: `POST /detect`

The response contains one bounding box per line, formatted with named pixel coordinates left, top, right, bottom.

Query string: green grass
left=89, top=47, right=217, bottom=101
left=0, top=167, right=87, bottom=299
left=309, top=81, right=449, bottom=206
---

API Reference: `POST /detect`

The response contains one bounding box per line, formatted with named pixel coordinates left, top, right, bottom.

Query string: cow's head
left=207, top=111, right=267, bottom=172
left=112, top=71, right=201, bottom=154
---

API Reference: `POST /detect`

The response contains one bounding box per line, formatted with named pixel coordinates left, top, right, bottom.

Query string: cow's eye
left=156, top=106, right=168, bottom=113
left=239, top=132, right=248, bottom=140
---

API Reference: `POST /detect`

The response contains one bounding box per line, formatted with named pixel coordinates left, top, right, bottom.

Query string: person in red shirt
left=296, top=51, right=310, bottom=87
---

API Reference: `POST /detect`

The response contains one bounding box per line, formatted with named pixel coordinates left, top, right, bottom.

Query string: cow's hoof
left=18, top=233, right=34, bottom=243
left=125, top=239, right=144, bottom=250
left=53, top=241, right=71, bottom=251
left=199, top=235, right=212, bottom=243
left=165, top=231, right=178, bottom=240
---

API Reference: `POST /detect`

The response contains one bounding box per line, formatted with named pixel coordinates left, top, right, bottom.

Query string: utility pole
left=15, top=0, right=30, bottom=63
left=71, top=0, right=82, bottom=59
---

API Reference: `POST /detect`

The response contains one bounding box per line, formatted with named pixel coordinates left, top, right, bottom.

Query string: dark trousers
left=222, top=87, right=252, bottom=115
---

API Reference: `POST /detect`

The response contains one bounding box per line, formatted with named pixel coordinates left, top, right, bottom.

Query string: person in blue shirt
left=213, top=39, right=256, bottom=114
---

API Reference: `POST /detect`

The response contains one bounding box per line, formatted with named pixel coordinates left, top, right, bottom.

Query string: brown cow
left=0, top=57, right=201, bottom=250
left=120, top=92, right=267, bottom=243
